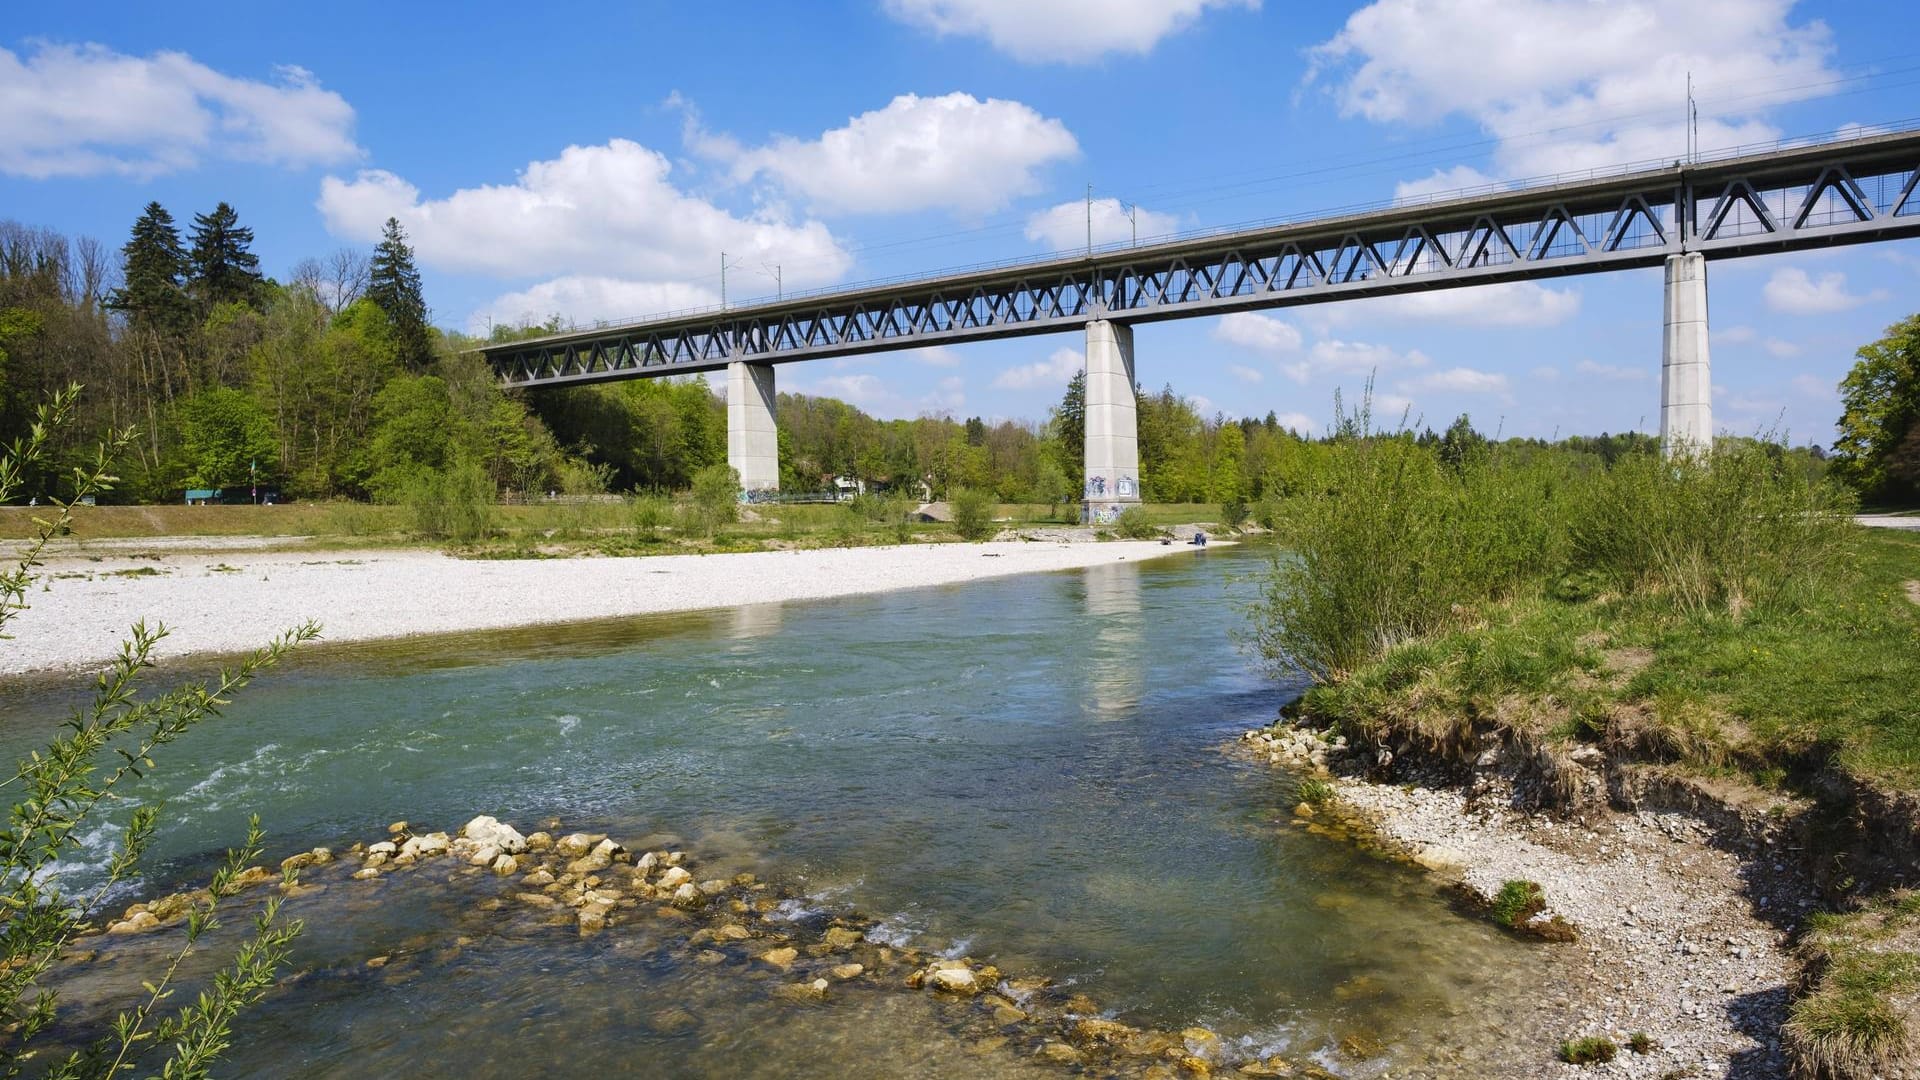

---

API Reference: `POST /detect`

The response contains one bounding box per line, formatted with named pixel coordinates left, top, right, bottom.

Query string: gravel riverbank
left=3, top=539, right=1197, bottom=676
left=1244, top=727, right=1815, bottom=1079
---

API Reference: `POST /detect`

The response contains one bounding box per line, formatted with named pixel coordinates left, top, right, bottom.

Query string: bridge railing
left=496, top=116, right=1920, bottom=342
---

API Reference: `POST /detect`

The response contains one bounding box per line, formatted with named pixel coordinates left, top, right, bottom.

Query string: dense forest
left=2, top=205, right=1912, bottom=509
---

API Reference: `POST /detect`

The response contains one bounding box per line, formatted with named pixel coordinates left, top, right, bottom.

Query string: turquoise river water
left=2, top=546, right=1546, bottom=1077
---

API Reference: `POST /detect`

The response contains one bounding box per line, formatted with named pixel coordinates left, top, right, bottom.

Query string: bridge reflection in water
left=1080, top=560, right=1144, bottom=719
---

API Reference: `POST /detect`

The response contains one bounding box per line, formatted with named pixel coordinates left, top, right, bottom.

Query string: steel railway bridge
left=478, top=127, right=1920, bottom=520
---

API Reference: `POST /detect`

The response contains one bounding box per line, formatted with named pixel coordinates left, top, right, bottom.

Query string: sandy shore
left=3, top=540, right=1197, bottom=676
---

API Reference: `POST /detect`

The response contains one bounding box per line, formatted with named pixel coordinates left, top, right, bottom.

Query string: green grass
left=1300, top=529, right=1920, bottom=791
left=1559, top=1036, right=1619, bottom=1065
left=1787, top=892, right=1920, bottom=1077
left=1295, top=777, right=1334, bottom=806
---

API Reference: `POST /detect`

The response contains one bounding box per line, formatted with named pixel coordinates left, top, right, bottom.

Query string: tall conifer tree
left=107, top=202, right=192, bottom=338
left=187, top=202, right=264, bottom=310
left=368, top=217, right=431, bottom=371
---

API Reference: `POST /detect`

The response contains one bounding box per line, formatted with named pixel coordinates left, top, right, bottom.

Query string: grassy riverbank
left=1295, top=526, right=1920, bottom=790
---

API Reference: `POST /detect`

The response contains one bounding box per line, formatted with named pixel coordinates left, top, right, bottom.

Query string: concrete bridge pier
left=1082, top=319, right=1141, bottom=523
left=1661, top=252, right=1713, bottom=457
left=726, top=360, right=780, bottom=492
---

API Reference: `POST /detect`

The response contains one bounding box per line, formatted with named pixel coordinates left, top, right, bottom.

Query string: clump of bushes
left=1111, top=506, right=1159, bottom=539
left=1569, top=439, right=1855, bottom=617
left=950, top=488, right=995, bottom=541
left=1559, top=1036, right=1619, bottom=1065
left=1626, top=1031, right=1658, bottom=1054
left=1250, top=400, right=1856, bottom=682
left=630, top=492, right=671, bottom=538
left=677, top=464, right=740, bottom=537
left=405, top=455, right=495, bottom=543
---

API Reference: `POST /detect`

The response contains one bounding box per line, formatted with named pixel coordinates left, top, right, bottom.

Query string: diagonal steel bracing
left=481, top=128, right=1920, bottom=388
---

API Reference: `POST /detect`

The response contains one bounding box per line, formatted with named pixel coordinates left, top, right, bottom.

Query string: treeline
left=0, top=208, right=596, bottom=504
left=7, top=198, right=1906, bottom=509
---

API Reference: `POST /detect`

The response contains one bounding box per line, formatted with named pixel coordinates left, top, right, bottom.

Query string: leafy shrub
left=1220, top=496, right=1249, bottom=528
left=630, top=492, right=671, bottom=537
left=829, top=507, right=863, bottom=547
left=950, top=488, right=995, bottom=540
left=883, top=495, right=915, bottom=543
left=690, top=463, right=741, bottom=527
left=1112, top=507, right=1159, bottom=539
left=405, top=454, right=495, bottom=543
left=1251, top=497, right=1283, bottom=531
left=1249, top=406, right=1568, bottom=681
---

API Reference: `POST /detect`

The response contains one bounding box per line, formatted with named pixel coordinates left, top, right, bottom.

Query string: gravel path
left=3, top=541, right=1192, bottom=676
left=1859, top=513, right=1920, bottom=530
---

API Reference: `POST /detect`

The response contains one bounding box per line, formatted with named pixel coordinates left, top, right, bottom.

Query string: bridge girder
left=481, top=129, right=1920, bottom=388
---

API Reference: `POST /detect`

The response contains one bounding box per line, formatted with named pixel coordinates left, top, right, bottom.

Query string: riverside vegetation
left=0, top=388, right=314, bottom=1077
left=1245, top=388, right=1920, bottom=1077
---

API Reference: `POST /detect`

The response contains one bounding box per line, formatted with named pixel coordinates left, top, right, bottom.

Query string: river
left=4, top=546, right=1545, bottom=1077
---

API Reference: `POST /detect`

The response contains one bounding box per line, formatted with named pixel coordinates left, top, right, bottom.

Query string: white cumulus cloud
left=1283, top=339, right=1430, bottom=384
left=883, top=0, right=1259, bottom=63
left=319, top=139, right=855, bottom=333
left=992, top=346, right=1084, bottom=389
left=1393, top=164, right=1502, bottom=203
left=711, top=93, right=1078, bottom=216
left=1405, top=367, right=1510, bottom=394
left=1213, top=312, right=1304, bottom=354
left=1316, top=281, right=1580, bottom=329
left=1273, top=411, right=1318, bottom=435
left=476, top=277, right=720, bottom=332
left=1025, top=197, right=1181, bottom=251
left=1762, top=267, right=1886, bottom=315
left=1308, top=0, right=1838, bottom=177
left=1791, top=373, right=1835, bottom=399
left=1228, top=364, right=1265, bottom=384
left=0, top=42, right=359, bottom=179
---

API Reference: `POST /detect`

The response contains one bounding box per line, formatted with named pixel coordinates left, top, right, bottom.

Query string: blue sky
left=5, top=0, right=1918, bottom=443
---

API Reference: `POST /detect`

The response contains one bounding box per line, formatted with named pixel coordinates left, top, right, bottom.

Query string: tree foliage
left=107, top=203, right=191, bottom=342
left=368, top=218, right=431, bottom=372
left=1834, top=314, right=1920, bottom=504
left=186, top=203, right=263, bottom=312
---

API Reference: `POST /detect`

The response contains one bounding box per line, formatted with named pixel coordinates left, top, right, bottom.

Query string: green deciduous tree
left=1834, top=314, right=1920, bottom=504
left=172, top=386, right=278, bottom=491
left=368, top=218, right=432, bottom=372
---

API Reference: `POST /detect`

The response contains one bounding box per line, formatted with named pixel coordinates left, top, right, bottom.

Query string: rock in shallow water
left=462, top=815, right=527, bottom=854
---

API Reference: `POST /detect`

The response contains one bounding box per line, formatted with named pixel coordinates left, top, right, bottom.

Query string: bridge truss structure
left=481, top=128, right=1920, bottom=388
